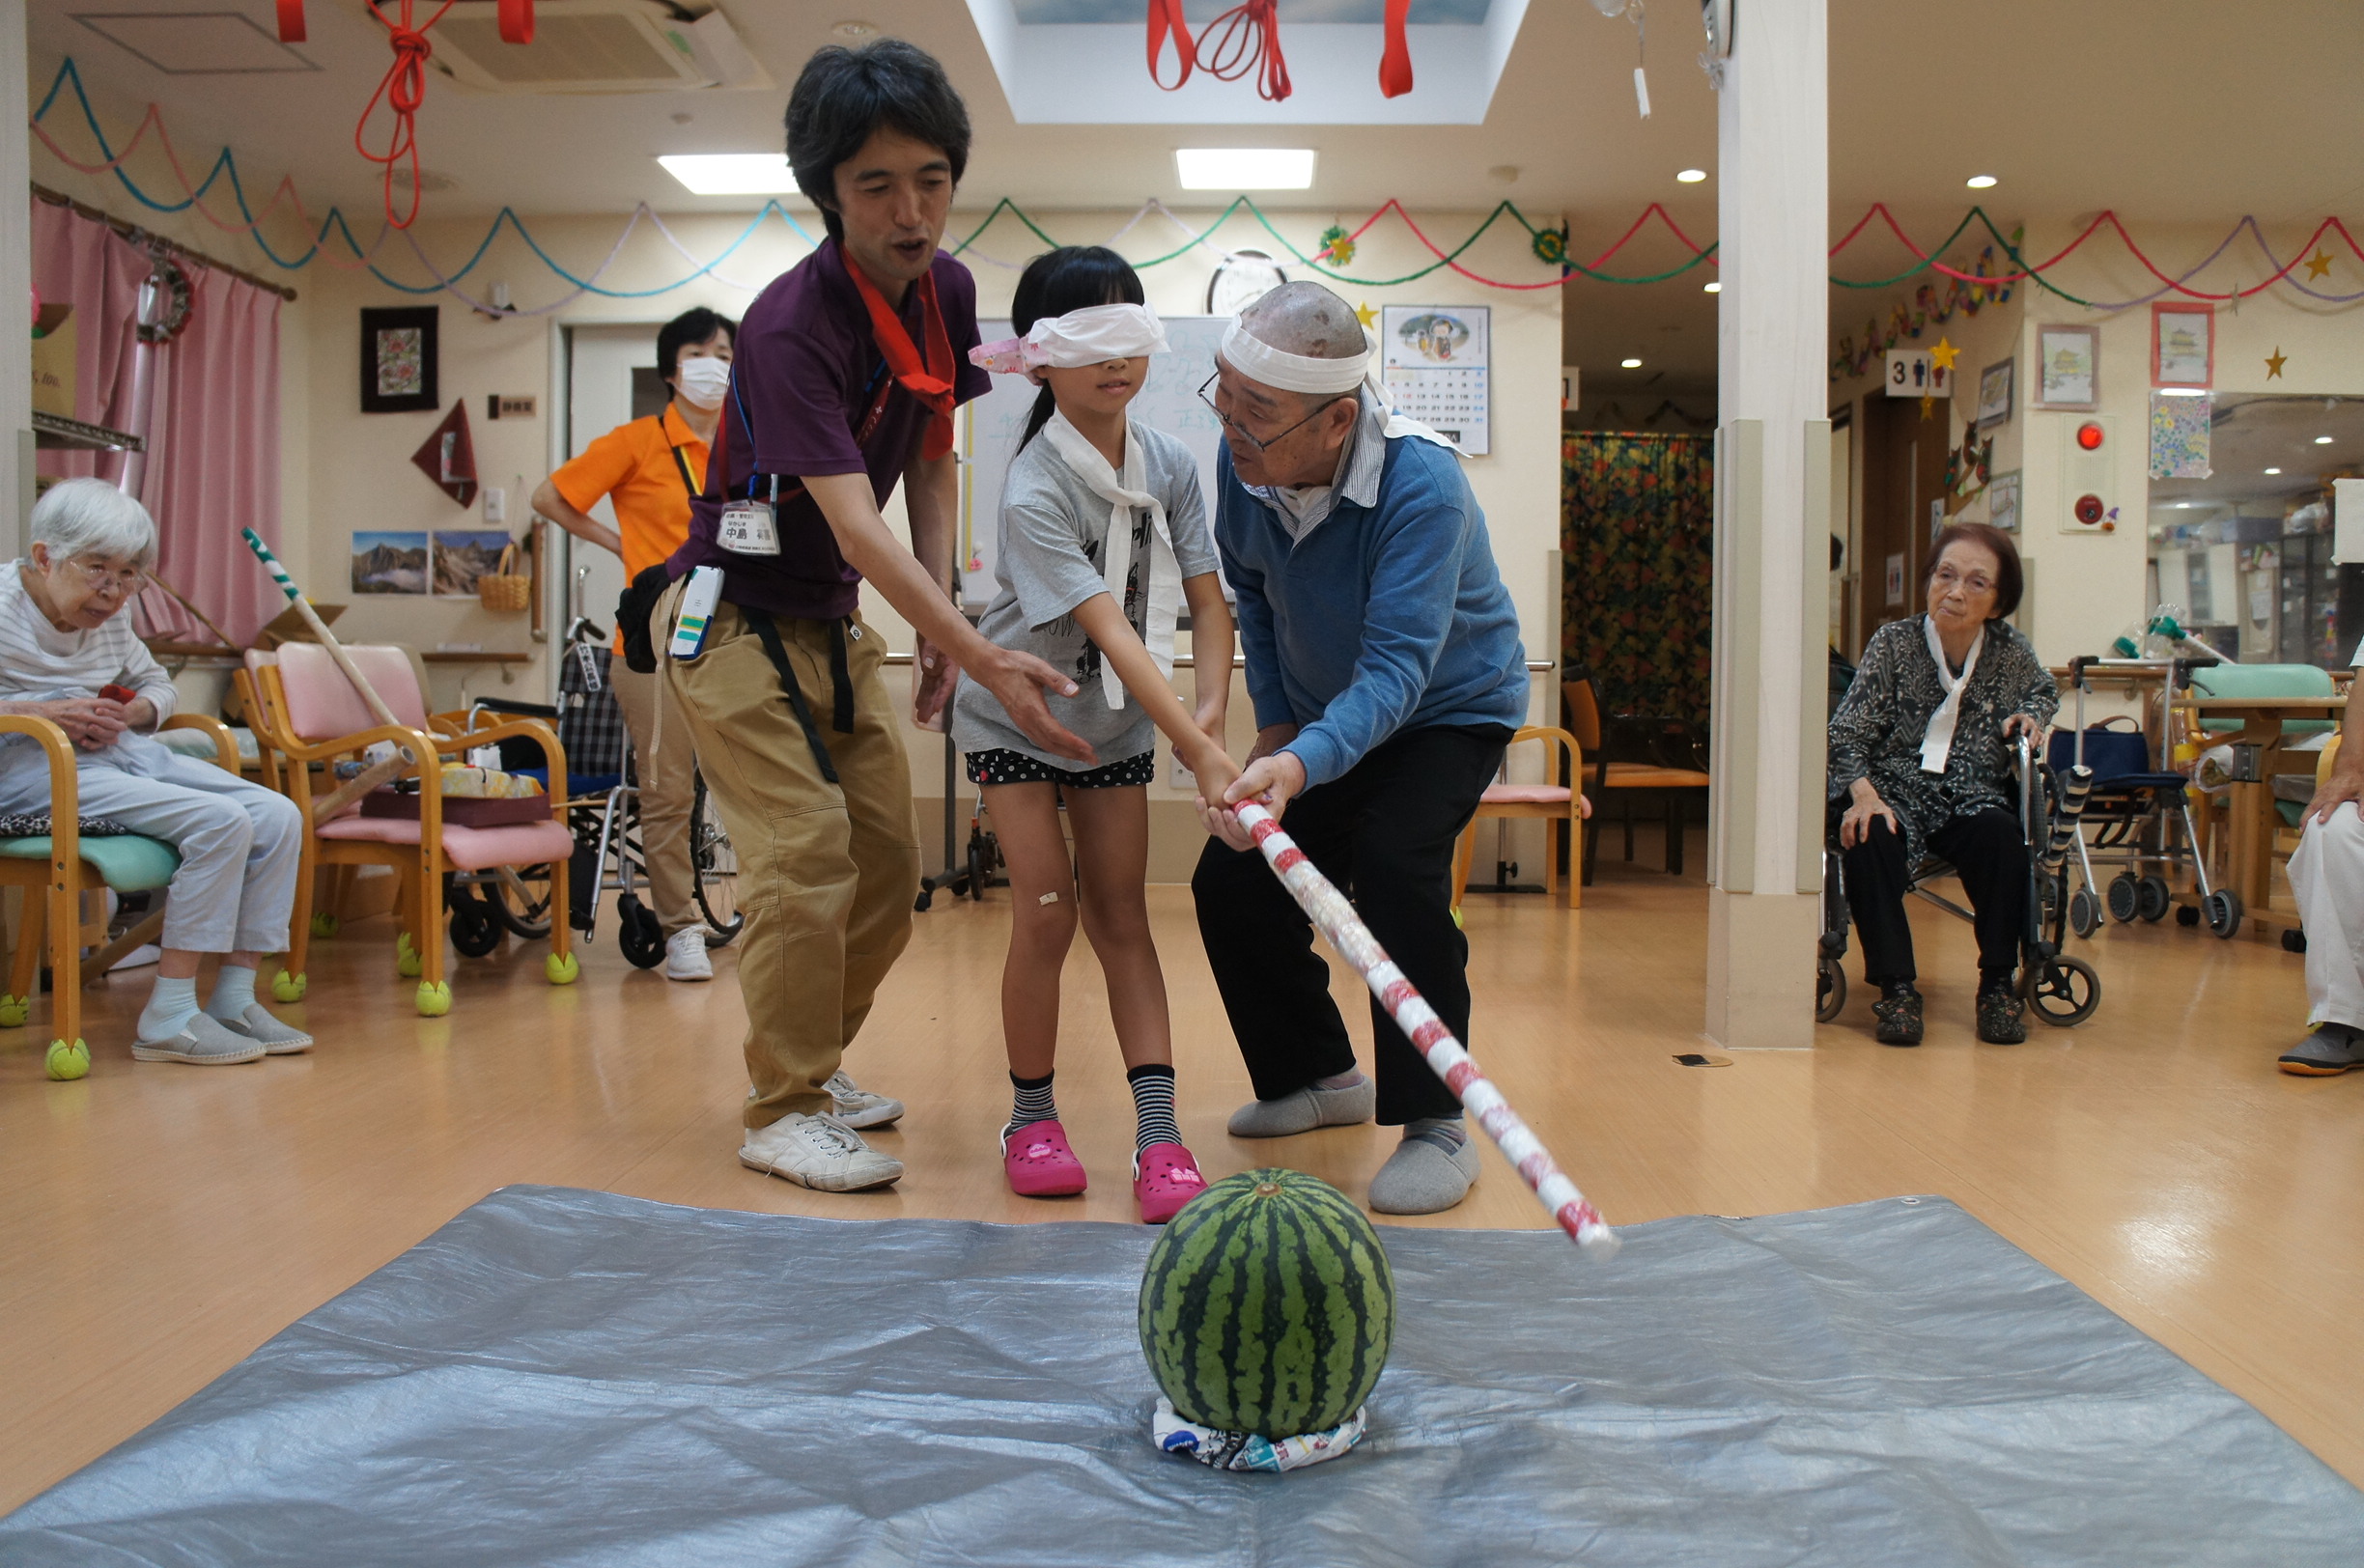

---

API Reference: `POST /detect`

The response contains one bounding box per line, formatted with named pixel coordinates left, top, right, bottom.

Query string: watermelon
left=1138, top=1167, right=1394, bottom=1439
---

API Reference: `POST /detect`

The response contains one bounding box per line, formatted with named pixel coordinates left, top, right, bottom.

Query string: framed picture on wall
left=360, top=306, right=438, bottom=414
left=1977, top=357, right=2014, bottom=428
left=1986, top=469, right=2021, bottom=533
left=2032, top=324, right=2098, bottom=409
left=2152, top=302, right=2213, bottom=390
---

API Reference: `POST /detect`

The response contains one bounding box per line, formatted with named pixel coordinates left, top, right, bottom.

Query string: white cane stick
left=1230, top=799, right=1619, bottom=1256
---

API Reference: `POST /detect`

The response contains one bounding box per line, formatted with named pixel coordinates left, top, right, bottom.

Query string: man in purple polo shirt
left=658, top=41, right=1089, bottom=1193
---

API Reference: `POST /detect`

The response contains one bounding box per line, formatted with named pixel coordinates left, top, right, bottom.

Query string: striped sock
left=1128, top=1063, right=1181, bottom=1155
left=1004, top=1072, right=1057, bottom=1143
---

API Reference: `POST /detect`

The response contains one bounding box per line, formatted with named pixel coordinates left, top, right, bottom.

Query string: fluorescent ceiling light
left=1176, top=149, right=1315, bottom=190
left=1965, top=174, right=1998, bottom=189
left=659, top=154, right=805, bottom=196
left=2156, top=387, right=2208, bottom=397
left=1703, top=280, right=1721, bottom=293
left=1619, top=356, right=1643, bottom=368
left=2316, top=434, right=2336, bottom=444
left=1675, top=168, right=1707, bottom=183
left=2265, top=466, right=2283, bottom=474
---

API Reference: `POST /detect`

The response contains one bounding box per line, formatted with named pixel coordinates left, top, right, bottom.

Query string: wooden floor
left=4, top=843, right=2360, bottom=1512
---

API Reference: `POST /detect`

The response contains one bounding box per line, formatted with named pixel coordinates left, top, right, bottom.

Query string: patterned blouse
left=1828, top=615, right=2060, bottom=865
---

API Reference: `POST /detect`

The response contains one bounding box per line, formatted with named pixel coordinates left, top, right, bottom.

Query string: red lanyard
left=843, top=247, right=957, bottom=462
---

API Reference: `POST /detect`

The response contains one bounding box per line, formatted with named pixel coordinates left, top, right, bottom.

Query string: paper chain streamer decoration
left=271, top=1, right=534, bottom=230
left=1230, top=798, right=1619, bottom=1255
left=1148, top=0, right=1412, bottom=102
left=31, top=58, right=2364, bottom=312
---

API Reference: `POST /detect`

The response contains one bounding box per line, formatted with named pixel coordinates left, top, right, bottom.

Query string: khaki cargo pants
left=659, top=584, right=920, bottom=1129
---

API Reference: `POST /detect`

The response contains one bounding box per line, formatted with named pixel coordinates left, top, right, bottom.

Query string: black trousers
left=1842, top=808, right=2028, bottom=986
left=1192, top=724, right=1509, bottom=1126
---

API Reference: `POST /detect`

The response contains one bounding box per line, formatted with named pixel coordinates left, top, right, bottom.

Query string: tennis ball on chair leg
left=396, top=933, right=422, bottom=978
left=45, top=1038, right=89, bottom=1080
left=310, top=912, right=339, bottom=938
left=0, top=993, right=27, bottom=1027
left=414, top=980, right=452, bottom=1017
left=545, top=951, right=579, bottom=986
left=271, top=970, right=307, bottom=1003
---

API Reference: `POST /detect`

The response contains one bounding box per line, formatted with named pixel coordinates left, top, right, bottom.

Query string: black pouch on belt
left=616, top=563, right=673, bottom=676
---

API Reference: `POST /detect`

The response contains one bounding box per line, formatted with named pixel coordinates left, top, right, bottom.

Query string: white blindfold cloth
left=1215, top=320, right=1456, bottom=451
left=971, top=302, right=1170, bottom=380
left=1918, top=615, right=1985, bottom=774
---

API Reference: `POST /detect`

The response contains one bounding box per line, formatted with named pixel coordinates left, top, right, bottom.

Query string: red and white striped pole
left=1231, top=800, right=1619, bottom=1257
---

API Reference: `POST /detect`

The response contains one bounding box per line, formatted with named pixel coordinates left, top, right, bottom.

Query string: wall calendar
left=1380, top=304, right=1491, bottom=456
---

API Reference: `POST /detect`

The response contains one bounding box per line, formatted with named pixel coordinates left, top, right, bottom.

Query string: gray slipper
left=131, top=1012, right=266, bottom=1066
left=1225, top=1075, right=1376, bottom=1138
left=1367, top=1130, right=1480, bottom=1215
left=217, top=1004, right=313, bottom=1055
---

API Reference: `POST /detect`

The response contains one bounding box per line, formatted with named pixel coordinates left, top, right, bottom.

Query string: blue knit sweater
left=1215, top=434, right=1528, bottom=789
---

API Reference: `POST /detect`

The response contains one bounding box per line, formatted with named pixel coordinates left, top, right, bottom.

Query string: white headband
left=1216, top=319, right=1372, bottom=395
left=970, top=302, right=1168, bottom=378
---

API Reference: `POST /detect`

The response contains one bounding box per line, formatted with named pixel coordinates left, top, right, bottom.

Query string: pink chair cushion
left=1480, top=784, right=1573, bottom=806
left=315, top=815, right=574, bottom=871
left=275, top=644, right=430, bottom=742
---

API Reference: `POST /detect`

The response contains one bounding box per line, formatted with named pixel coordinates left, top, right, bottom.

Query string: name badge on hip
left=718, top=499, right=778, bottom=556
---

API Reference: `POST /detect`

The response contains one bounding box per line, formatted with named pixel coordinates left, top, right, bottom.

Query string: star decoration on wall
left=2266, top=347, right=2288, bottom=378
left=1920, top=393, right=1935, bottom=420
left=1354, top=301, right=1377, bottom=329
left=2305, top=249, right=2335, bottom=280
left=1929, top=336, right=1961, bottom=372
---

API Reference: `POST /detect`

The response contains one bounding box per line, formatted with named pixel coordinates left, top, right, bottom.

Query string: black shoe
left=1976, top=980, right=2028, bottom=1045
left=1872, top=983, right=1924, bottom=1047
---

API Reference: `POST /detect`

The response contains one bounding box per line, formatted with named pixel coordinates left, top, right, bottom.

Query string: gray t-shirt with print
left=951, top=422, right=1219, bottom=771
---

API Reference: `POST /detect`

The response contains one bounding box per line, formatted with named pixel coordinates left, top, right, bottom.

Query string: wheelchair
left=1816, top=738, right=2102, bottom=1029
left=449, top=695, right=743, bottom=970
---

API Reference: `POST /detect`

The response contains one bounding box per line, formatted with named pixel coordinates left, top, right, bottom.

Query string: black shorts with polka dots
left=964, top=748, right=1157, bottom=790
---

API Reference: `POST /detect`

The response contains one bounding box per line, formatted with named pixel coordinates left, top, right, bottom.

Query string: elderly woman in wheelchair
left=0, top=480, right=308, bottom=1068
left=1828, top=522, right=2058, bottom=1047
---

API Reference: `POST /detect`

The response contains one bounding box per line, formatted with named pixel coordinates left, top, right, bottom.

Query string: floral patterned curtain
left=1561, top=433, right=1714, bottom=726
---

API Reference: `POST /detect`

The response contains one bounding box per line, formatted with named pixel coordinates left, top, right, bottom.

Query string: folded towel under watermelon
left=1151, top=1397, right=1365, bottom=1473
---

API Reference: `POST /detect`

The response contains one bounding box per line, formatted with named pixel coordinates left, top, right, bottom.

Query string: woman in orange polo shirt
left=531, top=307, right=734, bottom=982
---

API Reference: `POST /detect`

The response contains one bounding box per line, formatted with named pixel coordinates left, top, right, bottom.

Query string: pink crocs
left=1133, top=1142, right=1209, bottom=1224
left=1002, top=1118, right=1087, bottom=1197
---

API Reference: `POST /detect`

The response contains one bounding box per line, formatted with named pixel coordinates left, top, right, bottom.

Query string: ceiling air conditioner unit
left=435, top=1, right=771, bottom=94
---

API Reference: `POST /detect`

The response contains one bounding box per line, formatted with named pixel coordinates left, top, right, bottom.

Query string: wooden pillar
left=1704, top=0, right=1830, bottom=1048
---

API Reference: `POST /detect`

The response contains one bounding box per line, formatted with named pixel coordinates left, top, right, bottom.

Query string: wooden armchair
left=1562, top=666, right=1711, bottom=883
left=1451, top=726, right=1588, bottom=910
left=240, top=642, right=577, bottom=1017
left=2, top=712, right=242, bottom=1080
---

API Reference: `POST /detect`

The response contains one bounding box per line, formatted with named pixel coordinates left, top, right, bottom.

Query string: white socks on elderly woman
left=135, top=965, right=260, bottom=1044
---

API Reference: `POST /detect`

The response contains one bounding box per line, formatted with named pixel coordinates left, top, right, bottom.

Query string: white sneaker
left=828, top=1070, right=904, bottom=1129
left=663, top=928, right=713, bottom=982
left=739, top=1110, right=904, bottom=1191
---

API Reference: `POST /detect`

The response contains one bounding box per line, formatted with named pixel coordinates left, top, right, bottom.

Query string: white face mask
left=673, top=355, right=731, bottom=410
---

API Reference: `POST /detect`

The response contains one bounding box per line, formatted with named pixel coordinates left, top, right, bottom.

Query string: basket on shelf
left=477, top=543, right=530, bottom=613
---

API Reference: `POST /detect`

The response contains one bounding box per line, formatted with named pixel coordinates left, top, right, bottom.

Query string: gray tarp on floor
left=7, top=1185, right=2359, bottom=1566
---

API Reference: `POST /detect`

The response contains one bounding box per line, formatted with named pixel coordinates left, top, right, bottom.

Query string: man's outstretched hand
left=973, top=645, right=1094, bottom=765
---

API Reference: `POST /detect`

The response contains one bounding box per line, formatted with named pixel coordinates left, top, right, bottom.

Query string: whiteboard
left=958, top=315, right=1230, bottom=606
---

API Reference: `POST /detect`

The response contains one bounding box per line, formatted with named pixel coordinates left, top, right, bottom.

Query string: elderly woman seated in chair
left=0, top=479, right=308, bottom=1064
left=1828, top=521, right=2057, bottom=1048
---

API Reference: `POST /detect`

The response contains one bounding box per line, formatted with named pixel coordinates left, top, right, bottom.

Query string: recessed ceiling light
left=2265, top=466, right=2283, bottom=474
left=1620, top=356, right=1643, bottom=369
left=1703, top=280, right=1721, bottom=294
left=658, top=154, right=804, bottom=196
left=1966, top=174, right=1998, bottom=189
left=2317, top=435, right=2336, bottom=444
left=1675, top=168, right=1707, bottom=183
left=831, top=19, right=878, bottom=38
left=1175, top=149, right=1314, bottom=190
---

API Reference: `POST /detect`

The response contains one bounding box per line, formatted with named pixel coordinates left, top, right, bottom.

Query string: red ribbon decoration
left=275, top=0, right=306, bottom=43
left=1379, top=0, right=1414, bottom=98
left=499, top=0, right=534, bottom=44
left=841, top=249, right=960, bottom=462
left=1196, top=0, right=1291, bottom=102
left=356, top=1, right=455, bottom=230
left=1146, top=0, right=1195, bottom=89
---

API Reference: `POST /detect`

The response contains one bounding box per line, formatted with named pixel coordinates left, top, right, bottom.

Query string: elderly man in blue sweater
left=1193, top=282, right=1528, bottom=1215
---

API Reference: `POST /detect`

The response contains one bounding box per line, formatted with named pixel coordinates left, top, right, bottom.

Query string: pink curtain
left=31, top=199, right=283, bottom=645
